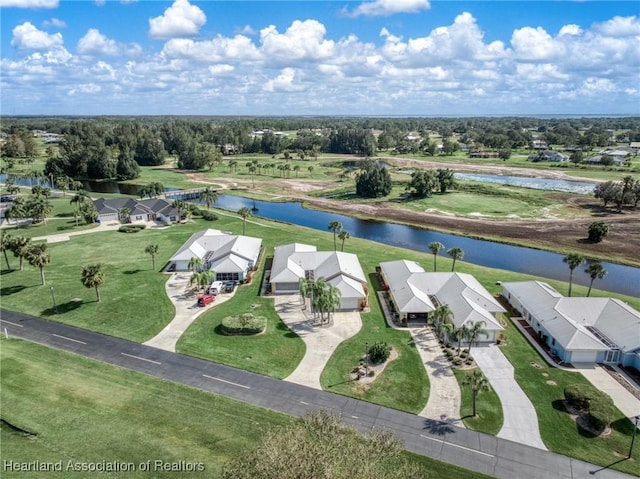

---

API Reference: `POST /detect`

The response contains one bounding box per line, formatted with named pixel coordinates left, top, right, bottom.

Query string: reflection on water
left=454, top=173, right=597, bottom=195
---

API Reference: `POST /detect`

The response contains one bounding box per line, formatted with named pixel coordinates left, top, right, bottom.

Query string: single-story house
left=270, top=243, right=367, bottom=311
left=527, top=150, right=570, bottom=162
left=379, top=260, right=505, bottom=342
left=93, top=197, right=181, bottom=224
left=502, top=281, right=640, bottom=367
left=168, top=229, right=262, bottom=282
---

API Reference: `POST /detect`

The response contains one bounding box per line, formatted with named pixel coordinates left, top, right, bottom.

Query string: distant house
left=527, top=150, right=569, bottom=162
left=469, top=149, right=499, bottom=158
left=502, top=281, right=640, bottom=367
left=269, top=243, right=367, bottom=311
left=93, top=197, right=181, bottom=224
left=168, top=229, right=262, bottom=282
left=379, top=260, right=505, bottom=342
left=531, top=140, right=549, bottom=150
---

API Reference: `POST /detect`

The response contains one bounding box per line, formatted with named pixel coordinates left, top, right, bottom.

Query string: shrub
left=201, top=211, right=218, bottom=221
left=589, top=397, right=615, bottom=432
left=220, top=313, right=266, bottom=335
left=368, top=342, right=391, bottom=365
left=453, top=358, right=463, bottom=366
left=118, top=224, right=146, bottom=233
left=564, top=384, right=593, bottom=410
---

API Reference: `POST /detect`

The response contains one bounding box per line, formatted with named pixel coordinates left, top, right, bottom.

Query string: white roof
left=270, top=243, right=366, bottom=298
left=170, top=229, right=262, bottom=272
left=503, top=281, right=640, bottom=353
left=380, top=260, right=504, bottom=331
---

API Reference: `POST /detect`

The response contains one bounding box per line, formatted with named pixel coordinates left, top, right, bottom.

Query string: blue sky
left=1, top=1, right=639, bottom=116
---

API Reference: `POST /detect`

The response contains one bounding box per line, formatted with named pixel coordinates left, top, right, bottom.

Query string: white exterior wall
left=98, top=213, right=118, bottom=223
left=339, top=297, right=362, bottom=311
left=273, top=282, right=299, bottom=294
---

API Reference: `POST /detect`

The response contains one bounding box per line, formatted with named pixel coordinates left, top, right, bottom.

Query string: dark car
left=224, top=281, right=235, bottom=293
left=0, top=195, right=15, bottom=203
left=197, top=294, right=215, bottom=307
left=167, top=263, right=176, bottom=272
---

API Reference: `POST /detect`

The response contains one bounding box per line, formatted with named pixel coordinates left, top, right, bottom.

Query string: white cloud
left=558, top=24, right=581, bottom=36
left=263, top=67, right=305, bottom=92
left=511, top=26, right=559, bottom=61
left=260, top=20, right=335, bottom=64
left=68, top=83, right=102, bottom=96
left=11, top=22, right=63, bottom=50
left=593, top=15, right=640, bottom=37
left=149, top=0, right=206, bottom=39
left=43, top=18, right=66, bottom=28
left=162, top=35, right=260, bottom=62
left=0, top=0, right=58, bottom=8
left=348, top=0, right=430, bottom=17
left=77, top=28, right=141, bottom=57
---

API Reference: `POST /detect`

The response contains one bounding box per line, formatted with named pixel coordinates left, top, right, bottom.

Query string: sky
left=1, top=0, right=639, bottom=116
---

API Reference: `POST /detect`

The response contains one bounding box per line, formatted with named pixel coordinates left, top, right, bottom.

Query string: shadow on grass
left=327, top=378, right=355, bottom=388
left=1, top=268, right=16, bottom=275
left=423, top=418, right=456, bottom=436
left=1, top=285, right=27, bottom=296
left=123, top=269, right=142, bottom=275
left=41, top=300, right=83, bottom=316
left=55, top=224, right=79, bottom=232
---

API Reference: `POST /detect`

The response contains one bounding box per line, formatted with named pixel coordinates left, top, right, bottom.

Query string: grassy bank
left=453, top=369, right=504, bottom=436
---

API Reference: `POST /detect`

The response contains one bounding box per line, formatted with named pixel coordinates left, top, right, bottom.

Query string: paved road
left=0, top=309, right=635, bottom=479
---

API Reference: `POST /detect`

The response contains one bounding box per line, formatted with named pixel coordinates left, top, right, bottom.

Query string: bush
left=220, top=313, right=266, bottom=335
left=118, top=224, right=146, bottom=233
left=453, top=358, right=463, bottom=366
left=564, top=384, right=593, bottom=410
left=201, top=211, right=218, bottom=221
left=589, top=397, right=615, bottom=432
left=368, top=342, right=391, bottom=365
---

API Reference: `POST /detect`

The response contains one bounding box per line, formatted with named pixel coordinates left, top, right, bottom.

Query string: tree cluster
left=355, top=160, right=392, bottom=198
left=406, top=168, right=456, bottom=198
left=593, top=176, right=640, bottom=211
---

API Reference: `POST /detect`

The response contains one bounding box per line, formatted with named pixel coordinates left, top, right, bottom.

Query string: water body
left=454, top=173, right=598, bottom=195
left=3, top=175, right=637, bottom=297
left=213, top=195, right=639, bottom=298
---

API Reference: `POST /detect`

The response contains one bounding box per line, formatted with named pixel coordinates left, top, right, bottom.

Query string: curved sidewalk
left=275, top=295, right=362, bottom=390
left=472, top=344, right=547, bottom=450
left=144, top=273, right=235, bottom=352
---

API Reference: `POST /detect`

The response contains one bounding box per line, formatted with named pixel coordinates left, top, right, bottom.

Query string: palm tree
left=1, top=231, right=13, bottom=270
left=10, top=236, right=31, bottom=271
left=299, top=277, right=313, bottom=309
left=453, top=325, right=470, bottom=355
left=26, top=194, right=53, bottom=224
left=81, top=264, right=105, bottom=302
left=322, top=285, right=341, bottom=324
left=237, top=207, right=252, bottom=235
left=27, top=243, right=50, bottom=285
left=188, top=256, right=203, bottom=273
left=119, top=207, right=131, bottom=224
left=328, top=220, right=342, bottom=251
left=447, top=247, right=464, bottom=272
left=70, top=190, right=91, bottom=225
left=145, top=244, right=159, bottom=270
left=466, top=321, right=488, bottom=355
left=307, top=165, right=314, bottom=177
left=430, top=304, right=453, bottom=340
left=584, top=262, right=607, bottom=297
left=197, top=270, right=216, bottom=292
left=201, top=187, right=218, bottom=209
left=462, top=370, right=491, bottom=417
left=338, top=231, right=350, bottom=252
left=563, top=252, right=585, bottom=297
left=428, top=241, right=445, bottom=272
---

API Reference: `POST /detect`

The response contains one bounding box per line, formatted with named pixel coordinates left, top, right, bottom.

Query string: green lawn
left=1, top=339, right=493, bottom=479
left=500, top=317, right=640, bottom=475
left=453, top=369, right=504, bottom=436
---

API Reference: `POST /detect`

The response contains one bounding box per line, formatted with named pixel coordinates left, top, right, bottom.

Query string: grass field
left=0, top=339, right=494, bottom=479
left=454, top=369, right=504, bottom=436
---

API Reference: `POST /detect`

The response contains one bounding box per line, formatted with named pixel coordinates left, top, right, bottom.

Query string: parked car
left=208, top=281, right=224, bottom=295
left=197, top=294, right=215, bottom=307
left=224, top=281, right=236, bottom=293
left=167, top=263, right=176, bottom=272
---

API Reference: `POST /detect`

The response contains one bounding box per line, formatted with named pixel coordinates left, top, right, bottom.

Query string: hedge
left=220, top=313, right=266, bottom=335
left=118, top=224, right=146, bottom=233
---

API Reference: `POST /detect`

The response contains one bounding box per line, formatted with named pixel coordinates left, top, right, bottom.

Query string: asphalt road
left=0, top=309, right=635, bottom=479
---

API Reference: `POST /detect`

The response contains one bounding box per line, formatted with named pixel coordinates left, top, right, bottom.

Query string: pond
left=453, top=173, right=598, bottom=195
left=212, top=195, right=639, bottom=298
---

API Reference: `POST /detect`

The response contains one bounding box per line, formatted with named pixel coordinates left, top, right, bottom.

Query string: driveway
left=575, top=364, right=640, bottom=420
left=472, top=344, right=547, bottom=450
left=275, top=295, right=362, bottom=390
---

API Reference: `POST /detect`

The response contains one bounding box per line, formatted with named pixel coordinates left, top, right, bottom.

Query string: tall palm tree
left=428, top=241, right=445, bottom=272
left=447, top=247, right=464, bottom=272
left=430, top=304, right=453, bottom=340
left=188, top=256, right=203, bottom=273
left=26, top=194, right=53, bottom=224
left=145, top=244, right=159, bottom=270
left=299, top=277, right=313, bottom=309
left=462, top=370, right=491, bottom=417
left=27, top=243, right=50, bottom=285
left=119, top=207, right=131, bottom=224
left=453, top=325, right=470, bottom=355
left=338, top=231, right=350, bottom=252
left=201, top=187, right=218, bottom=209
left=81, top=264, right=105, bottom=302
left=237, top=207, right=252, bottom=235
left=563, top=252, right=585, bottom=297
left=466, top=321, right=488, bottom=355
left=328, top=220, right=342, bottom=251
left=10, top=236, right=31, bottom=271
left=584, top=262, right=607, bottom=297
left=1, top=231, right=13, bottom=270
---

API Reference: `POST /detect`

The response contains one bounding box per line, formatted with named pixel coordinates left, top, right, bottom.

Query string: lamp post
left=629, top=415, right=640, bottom=459
left=364, top=342, right=369, bottom=375
left=50, top=286, right=58, bottom=314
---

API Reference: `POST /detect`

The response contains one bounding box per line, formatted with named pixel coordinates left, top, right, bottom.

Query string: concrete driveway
left=275, top=295, right=362, bottom=390
left=472, top=344, right=547, bottom=450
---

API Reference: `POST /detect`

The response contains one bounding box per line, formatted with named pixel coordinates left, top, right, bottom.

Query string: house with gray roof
left=270, top=243, right=367, bottom=311
left=502, top=281, right=640, bottom=367
left=379, top=260, right=505, bottom=342
left=93, top=197, right=181, bottom=224
left=168, top=229, right=262, bottom=282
